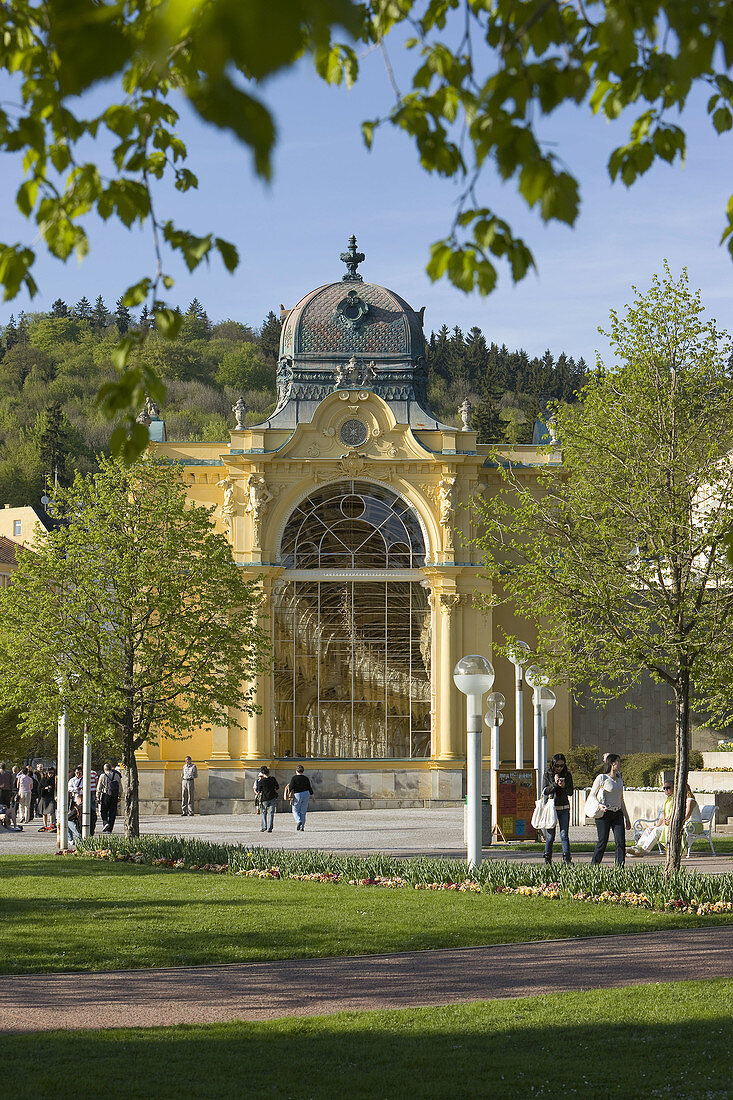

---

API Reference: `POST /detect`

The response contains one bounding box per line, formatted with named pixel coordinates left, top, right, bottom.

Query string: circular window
left=339, top=419, right=368, bottom=447
left=340, top=494, right=366, bottom=519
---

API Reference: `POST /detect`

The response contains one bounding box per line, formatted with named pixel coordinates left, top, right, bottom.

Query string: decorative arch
left=280, top=480, right=426, bottom=569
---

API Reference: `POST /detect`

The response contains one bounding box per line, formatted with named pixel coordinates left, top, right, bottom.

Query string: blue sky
left=1, top=42, right=731, bottom=366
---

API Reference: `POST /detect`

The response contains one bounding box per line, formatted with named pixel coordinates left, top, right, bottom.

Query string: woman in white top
left=589, top=754, right=631, bottom=866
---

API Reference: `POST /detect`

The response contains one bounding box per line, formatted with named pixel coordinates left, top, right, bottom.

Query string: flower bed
left=74, top=834, right=733, bottom=917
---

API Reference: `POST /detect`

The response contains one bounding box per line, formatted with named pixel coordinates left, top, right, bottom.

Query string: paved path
left=2, top=927, right=731, bottom=1033
left=2, top=808, right=731, bottom=872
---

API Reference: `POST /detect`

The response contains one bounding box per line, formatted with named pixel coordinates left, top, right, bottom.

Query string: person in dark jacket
left=254, top=767, right=279, bottom=833
left=284, top=765, right=315, bottom=832
left=542, top=753, right=574, bottom=864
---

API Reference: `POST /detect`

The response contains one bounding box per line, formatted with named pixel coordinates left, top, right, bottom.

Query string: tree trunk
left=121, top=727, right=140, bottom=839
left=665, top=669, right=690, bottom=875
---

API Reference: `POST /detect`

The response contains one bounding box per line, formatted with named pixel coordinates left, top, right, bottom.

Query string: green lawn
left=1, top=854, right=731, bottom=973
left=5, top=979, right=731, bottom=1099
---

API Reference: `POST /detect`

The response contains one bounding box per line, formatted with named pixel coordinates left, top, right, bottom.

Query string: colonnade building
left=140, top=240, right=568, bottom=813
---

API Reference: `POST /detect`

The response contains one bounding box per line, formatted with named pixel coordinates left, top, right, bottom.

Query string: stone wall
left=572, top=675, right=675, bottom=754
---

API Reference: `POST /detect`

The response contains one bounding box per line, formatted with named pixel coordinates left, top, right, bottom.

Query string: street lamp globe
left=485, top=711, right=504, bottom=727
left=507, top=640, right=531, bottom=667
left=538, top=686, right=557, bottom=714
left=453, top=655, right=495, bottom=697
left=524, top=664, right=548, bottom=690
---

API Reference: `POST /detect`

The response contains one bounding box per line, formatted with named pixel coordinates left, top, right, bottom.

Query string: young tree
left=0, top=456, right=269, bottom=837
left=474, top=269, right=733, bottom=872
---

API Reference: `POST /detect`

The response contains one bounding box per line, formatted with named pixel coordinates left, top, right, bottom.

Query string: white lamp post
left=525, top=665, right=548, bottom=795
left=56, top=689, right=69, bottom=854
left=537, top=686, right=556, bottom=790
left=81, top=723, right=92, bottom=839
left=454, top=655, right=495, bottom=869
left=507, top=641, right=530, bottom=768
left=485, top=691, right=505, bottom=838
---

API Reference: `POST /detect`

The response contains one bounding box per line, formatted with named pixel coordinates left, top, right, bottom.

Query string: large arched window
left=281, top=480, right=426, bottom=569
left=274, top=482, right=431, bottom=759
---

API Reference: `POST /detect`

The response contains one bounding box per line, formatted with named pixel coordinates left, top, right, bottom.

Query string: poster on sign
left=496, top=769, right=537, bottom=840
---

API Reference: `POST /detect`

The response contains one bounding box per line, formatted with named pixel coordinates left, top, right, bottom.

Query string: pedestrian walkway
left=2, top=926, right=731, bottom=1033
left=2, top=808, right=730, bottom=872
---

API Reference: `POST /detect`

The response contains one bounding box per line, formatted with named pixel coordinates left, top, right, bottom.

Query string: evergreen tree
left=74, top=296, right=92, bottom=320
left=181, top=299, right=212, bottom=340
left=15, top=312, right=29, bottom=344
left=114, top=296, right=132, bottom=335
left=92, top=296, right=110, bottom=332
left=464, top=326, right=489, bottom=383
left=258, top=310, right=282, bottom=362
left=427, top=325, right=451, bottom=382
left=37, top=402, right=72, bottom=485
left=3, top=314, right=18, bottom=353
left=473, top=398, right=501, bottom=443
left=139, top=305, right=151, bottom=330
left=51, top=298, right=69, bottom=318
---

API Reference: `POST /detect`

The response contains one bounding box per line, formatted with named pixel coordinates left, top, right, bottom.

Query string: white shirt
left=182, top=763, right=198, bottom=781
left=591, top=773, right=624, bottom=811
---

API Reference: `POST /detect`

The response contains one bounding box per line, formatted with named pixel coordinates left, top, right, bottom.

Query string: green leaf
left=154, top=307, right=182, bottom=339
left=215, top=238, right=239, bottom=273
left=187, top=78, right=276, bottom=180
left=713, top=107, right=733, bottom=133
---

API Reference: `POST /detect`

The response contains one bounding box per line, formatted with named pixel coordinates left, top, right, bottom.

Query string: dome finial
left=340, top=234, right=365, bottom=282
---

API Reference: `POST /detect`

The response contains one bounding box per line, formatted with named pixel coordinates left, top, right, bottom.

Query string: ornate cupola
left=256, top=237, right=451, bottom=430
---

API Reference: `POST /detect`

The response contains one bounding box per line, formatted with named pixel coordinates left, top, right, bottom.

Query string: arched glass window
left=274, top=482, right=431, bottom=759
left=281, top=480, right=426, bottom=568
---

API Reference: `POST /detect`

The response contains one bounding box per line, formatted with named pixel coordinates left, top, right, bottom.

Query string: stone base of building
left=137, top=764, right=466, bottom=815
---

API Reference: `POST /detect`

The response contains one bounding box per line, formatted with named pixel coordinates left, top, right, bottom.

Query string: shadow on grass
left=4, top=984, right=732, bottom=1099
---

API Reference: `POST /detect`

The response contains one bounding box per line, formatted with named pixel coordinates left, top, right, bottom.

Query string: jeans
left=67, top=821, right=81, bottom=847
left=292, top=791, right=310, bottom=829
left=544, top=805, right=570, bottom=860
left=592, top=808, right=626, bottom=866
left=261, top=798, right=277, bottom=832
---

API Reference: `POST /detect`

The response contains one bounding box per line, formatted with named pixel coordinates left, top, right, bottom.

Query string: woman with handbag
left=589, top=754, right=631, bottom=866
left=542, top=753, right=574, bottom=865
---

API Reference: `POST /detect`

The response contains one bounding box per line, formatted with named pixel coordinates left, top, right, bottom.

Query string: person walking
left=36, top=768, right=57, bottom=831
left=589, top=754, right=631, bottom=866
left=284, top=764, right=314, bottom=832
left=97, top=763, right=121, bottom=833
left=181, top=756, right=198, bottom=817
left=68, top=766, right=83, bottom=803
left=253, top=767, right=279, bottom=833
left=0, top=762, right=12, bottom=809
left=16, top=767, right=34, bottom=823
left=542, top=753, right=574, bottom=864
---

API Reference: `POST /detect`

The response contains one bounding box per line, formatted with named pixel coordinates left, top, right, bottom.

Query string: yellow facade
left=140, top=246, right=569, bottom=812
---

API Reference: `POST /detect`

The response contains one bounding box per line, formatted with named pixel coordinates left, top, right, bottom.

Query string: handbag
left=584, top=791, right=605, bottom=819
left=538, top=798, right=558, bottom=830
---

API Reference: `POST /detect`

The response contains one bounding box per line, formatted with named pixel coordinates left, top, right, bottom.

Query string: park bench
left=632, top=805, right=717, bottom=858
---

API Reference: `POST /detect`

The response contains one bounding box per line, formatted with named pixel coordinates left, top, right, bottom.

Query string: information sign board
left=496, top=769, right=537, bottom=840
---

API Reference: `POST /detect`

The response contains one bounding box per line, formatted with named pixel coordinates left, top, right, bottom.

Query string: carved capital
left=439, top=593, right=461, bottom=616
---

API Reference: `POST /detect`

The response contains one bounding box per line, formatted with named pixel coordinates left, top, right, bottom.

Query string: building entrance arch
left=274, top=481, right=431, bottom=758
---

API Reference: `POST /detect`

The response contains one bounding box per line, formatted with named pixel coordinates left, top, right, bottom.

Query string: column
left=437, top=593, right=460, bottom=759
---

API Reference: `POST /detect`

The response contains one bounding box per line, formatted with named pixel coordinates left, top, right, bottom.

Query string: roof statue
left=340, top=234, right=365, bottom=282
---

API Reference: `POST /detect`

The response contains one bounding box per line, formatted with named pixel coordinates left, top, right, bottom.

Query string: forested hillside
left=0, top=297, right=588, bottom=507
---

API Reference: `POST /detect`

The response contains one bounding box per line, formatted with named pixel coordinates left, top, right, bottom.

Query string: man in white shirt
left=181, top=757, right=198, bottom=817
left=68, top=766, right=83, bottom=800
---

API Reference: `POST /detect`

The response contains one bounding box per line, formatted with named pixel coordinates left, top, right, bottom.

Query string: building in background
left=144, top=240, right=568, bottom=813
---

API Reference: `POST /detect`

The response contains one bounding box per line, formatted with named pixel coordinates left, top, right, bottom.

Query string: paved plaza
left=2, top=806, right=730, bottom=871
